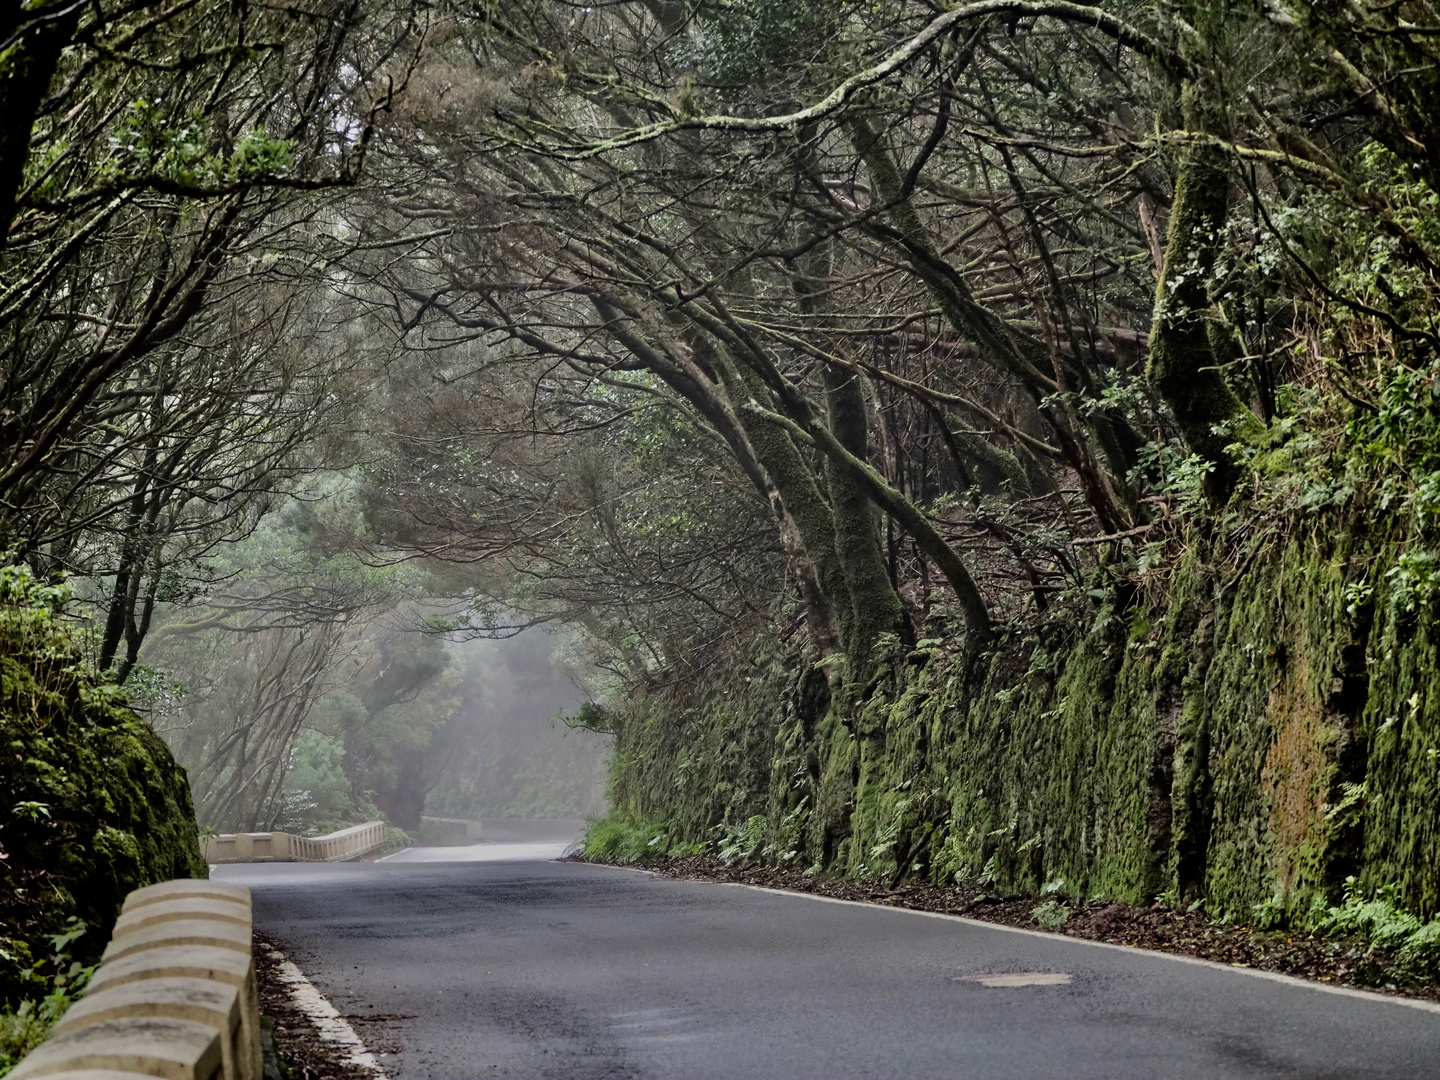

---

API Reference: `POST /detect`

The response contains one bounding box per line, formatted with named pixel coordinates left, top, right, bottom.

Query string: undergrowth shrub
left=578, top=811, right=702, bottom=863
left=1394, top=923, right=1440, bottom=985
left=0, top=918, right=95, bottom=1077
left=1316, top=881, right=1424, bottom=943
left=378, top=825, right=413, bottom=856
left=1316, top=879, right=1440, bottom=985
left=715, top=815, right=767, bottom=865
left=1252, top=877, right=1440, bottom=985
left=1031, top=899, right=1070, bottom=931
left=579, top=810, right=798, bottom=866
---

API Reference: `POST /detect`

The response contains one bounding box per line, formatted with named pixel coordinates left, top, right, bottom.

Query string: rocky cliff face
left=606, top=522, right=1440, bottom=920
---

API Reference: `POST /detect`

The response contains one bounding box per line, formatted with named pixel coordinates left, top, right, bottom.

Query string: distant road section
left=220, top=851, right=1440, bottom=1080
left=381, top=840, right=575, bottom=864
left=381, top=818, right=583, bottom=863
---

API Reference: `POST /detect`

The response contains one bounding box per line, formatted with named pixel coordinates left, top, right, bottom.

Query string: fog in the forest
left=422, top=631, right=609, bottom=822
left=146, top=606, right=609, bottom=834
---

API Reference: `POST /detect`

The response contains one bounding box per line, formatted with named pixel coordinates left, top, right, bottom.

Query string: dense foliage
left=5, top=0, right=1440, bottom=941
left=326, top=0, right=1440, bottom=695
left=0, top=566, right=206, bottom=1005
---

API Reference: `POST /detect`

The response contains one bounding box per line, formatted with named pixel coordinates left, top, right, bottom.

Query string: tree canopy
left=4, top=0, right=1440, bottom=832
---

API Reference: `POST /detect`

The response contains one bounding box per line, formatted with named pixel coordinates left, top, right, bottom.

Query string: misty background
left=423, top=633, right=608, bottom=822
left=136, top=548, right=610, bottom=837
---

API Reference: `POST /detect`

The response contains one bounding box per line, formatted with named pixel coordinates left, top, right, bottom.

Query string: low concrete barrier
left=8, top=879, right=260, bottom=1080
left=203, top=821, right=385, bottom=865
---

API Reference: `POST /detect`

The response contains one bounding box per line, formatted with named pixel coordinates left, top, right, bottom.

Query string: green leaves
left=578, top=811, right=676, bottom=863
left=558, top=702, right=618, bottom=734
left=1384, top=548, right=1440, bottom=615
left=229, top=128, right=295, bottom=180
left=1031, top=898, right=1070, bottom=930
left=105, top=100, right=294, bottom=187
left=9, top=802, right=49, bottom=823
left=715, top=813, right=768, bottom=865
left=0, top=917, right=95, bottom=1074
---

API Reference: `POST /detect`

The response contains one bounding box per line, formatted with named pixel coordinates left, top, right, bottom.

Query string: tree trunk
left=701, top=333, right=855, bottom=657
left=788, top=237, right=904, bottom=663
left=820, top=361, right=905, bottom=662
left=0, top=5, right=77, bottom=242
left=1146, top=83, right=1264, bottom=500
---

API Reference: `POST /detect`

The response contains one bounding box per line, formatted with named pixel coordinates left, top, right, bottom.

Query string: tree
left=1, top=0, right=406, bottom=673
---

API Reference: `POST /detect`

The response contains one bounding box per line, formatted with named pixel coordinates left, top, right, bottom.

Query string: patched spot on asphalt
left=956, top=972, right=1074, bottom=987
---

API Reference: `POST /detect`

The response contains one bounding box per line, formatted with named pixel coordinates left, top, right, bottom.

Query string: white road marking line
left=373, top=847, right=411, bottom=863
left=267, top=946, right=390, bottom=1077
left=558, top=864, right=1440, bottom=1016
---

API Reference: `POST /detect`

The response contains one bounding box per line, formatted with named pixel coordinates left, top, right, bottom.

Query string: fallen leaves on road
left=254, top=931, right=390, bottom=1080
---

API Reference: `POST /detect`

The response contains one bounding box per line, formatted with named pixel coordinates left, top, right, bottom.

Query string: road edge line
left=563, top=860, right=1440, bottom=1015
left=266, top=945, right=391, bottom=1076
left=712, top=880, right=1440, bottom=1016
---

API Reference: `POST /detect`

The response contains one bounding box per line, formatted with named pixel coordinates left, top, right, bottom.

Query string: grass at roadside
left=574, top=812, right=705, bottom=864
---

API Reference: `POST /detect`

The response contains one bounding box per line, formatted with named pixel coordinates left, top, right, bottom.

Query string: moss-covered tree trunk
left=790, top=238, right=905, bottom=665
left=820, top=362, right=905, bottom=663
left=703, top=334, right=854, bottom=655
left=1146, top=83, right=1265, bottom=497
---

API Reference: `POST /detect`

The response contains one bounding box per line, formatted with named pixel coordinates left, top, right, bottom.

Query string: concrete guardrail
left=8, top=879, right=260, bottom=1080
left=203, top=821, right=385, bottom=864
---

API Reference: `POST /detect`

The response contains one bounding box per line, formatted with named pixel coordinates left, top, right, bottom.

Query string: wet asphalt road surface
left=220, top=853, right=1440, bottom=1080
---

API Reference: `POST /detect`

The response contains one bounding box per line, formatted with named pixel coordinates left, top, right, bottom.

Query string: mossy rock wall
left=610, top=525, right=1440, bottom=919
left=0, top=570, right=207, bottom=1004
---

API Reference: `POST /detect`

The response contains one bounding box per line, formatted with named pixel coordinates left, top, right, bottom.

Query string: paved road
left=220, top=853, right=1440, bottom=1080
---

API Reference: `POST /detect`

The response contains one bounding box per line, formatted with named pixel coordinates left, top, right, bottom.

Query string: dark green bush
left=0, top=566, right=206, bottom=1005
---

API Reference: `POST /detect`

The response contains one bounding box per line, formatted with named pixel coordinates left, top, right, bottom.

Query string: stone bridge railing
left=8, top=879, right=259, bottom=1080
left=203, top=820, right=385, bottom=864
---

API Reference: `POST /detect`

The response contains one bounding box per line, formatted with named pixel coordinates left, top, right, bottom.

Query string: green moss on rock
left=0, top=567, right=206, bottom=1004
left=607, top=519, right=1440, bottom=921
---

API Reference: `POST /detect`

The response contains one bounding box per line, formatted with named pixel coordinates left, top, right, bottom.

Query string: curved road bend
left=218, top=842, right=1440, bottom=1080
